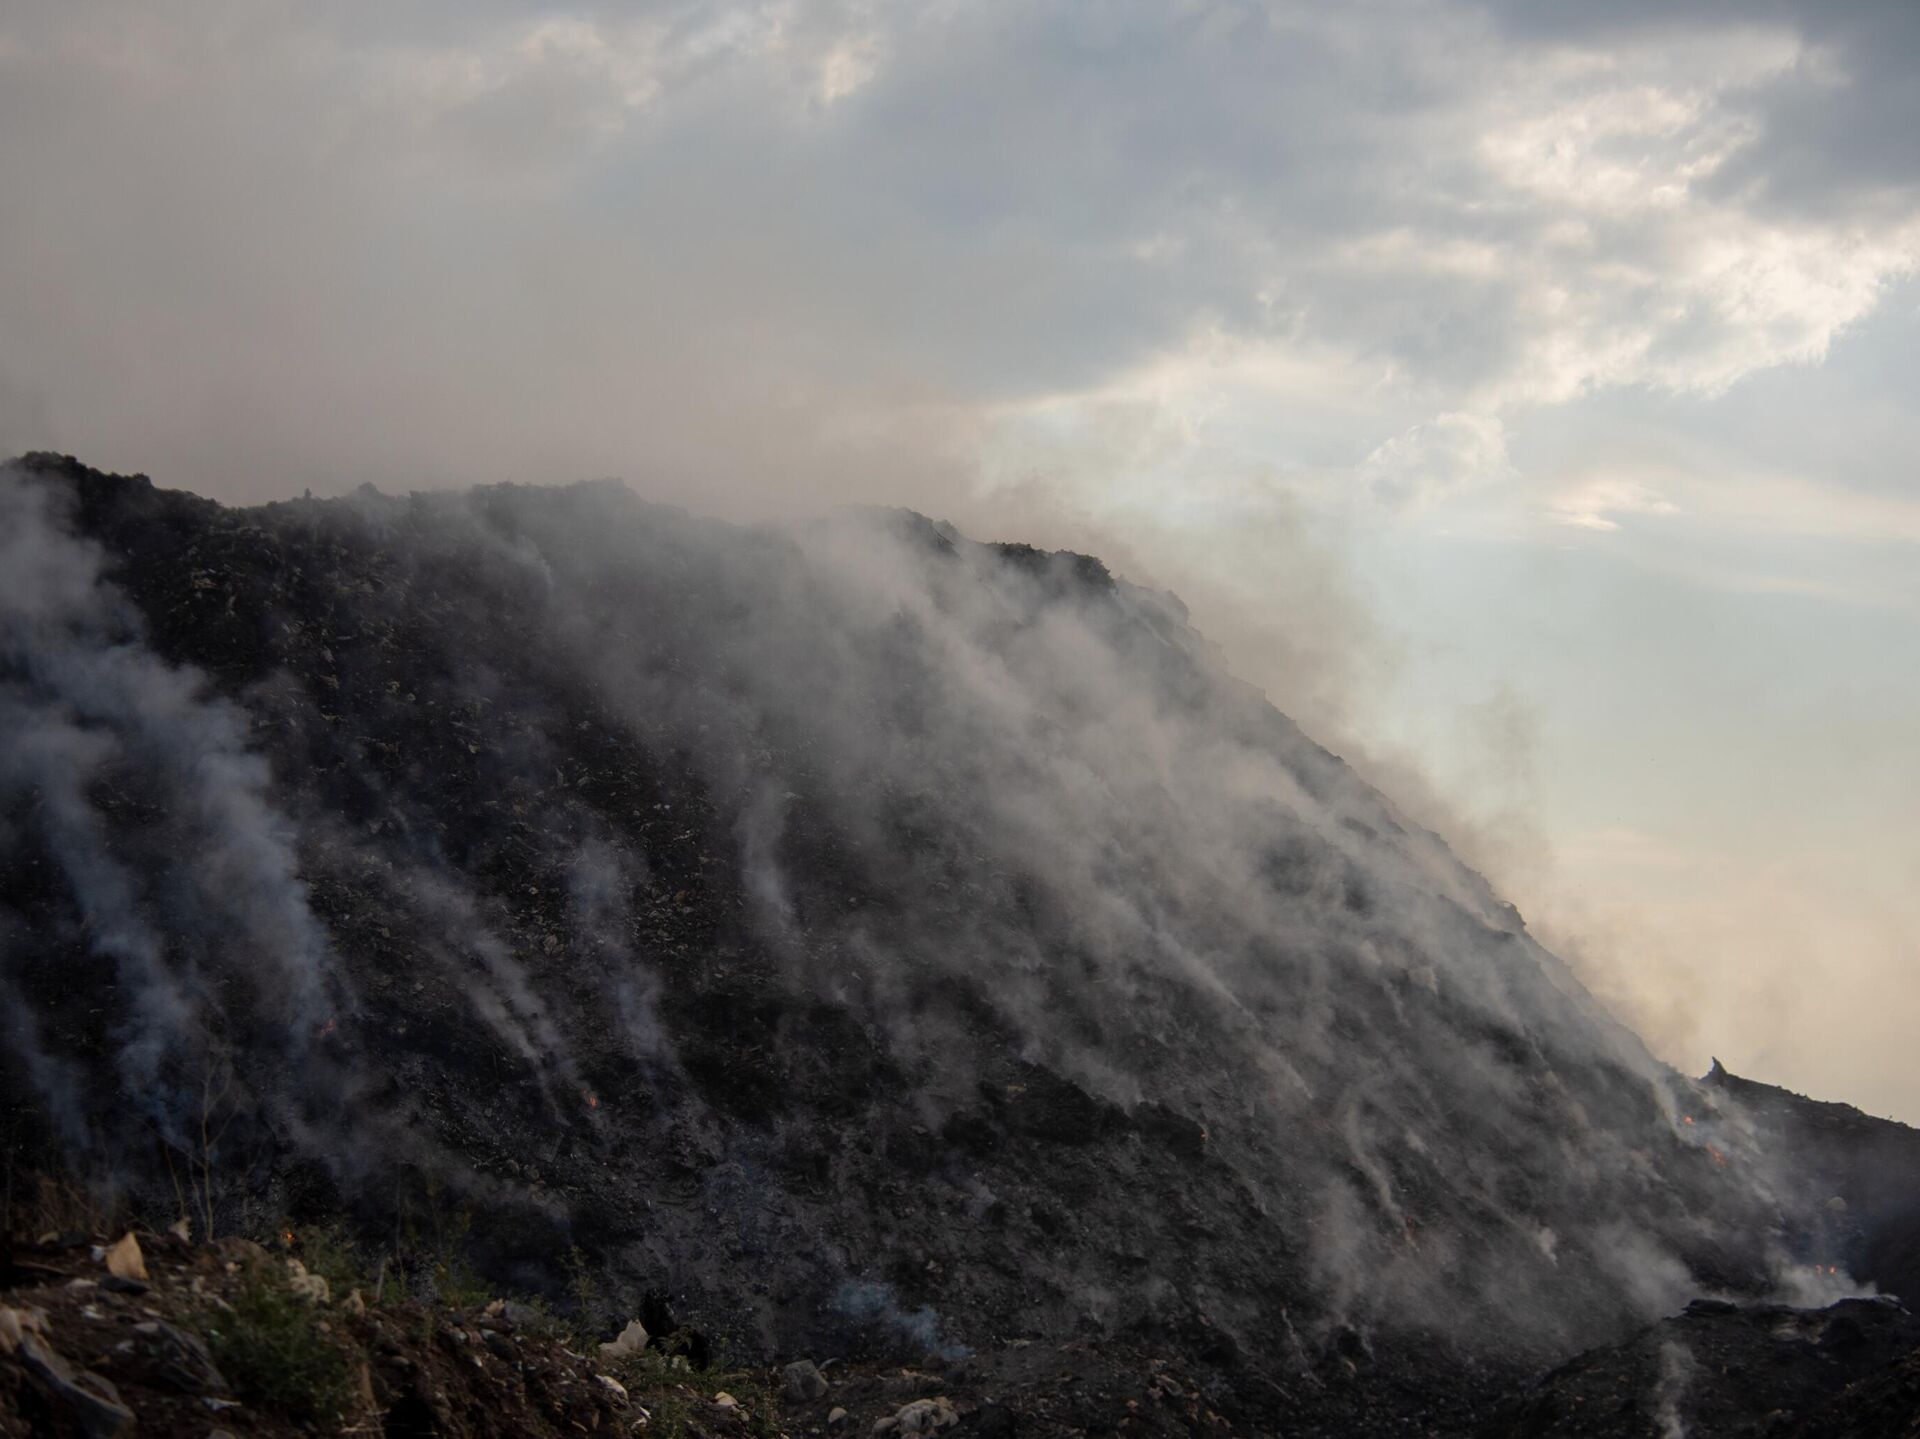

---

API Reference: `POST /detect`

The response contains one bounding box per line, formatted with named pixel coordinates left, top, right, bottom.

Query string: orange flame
left=318, top=1016, right=337, bottom=1039
left=585, top=1092, right=599, bottom=1109
left=1681, top=1116, right=1695, bottom=1125
left=1705, top=1143, right=1727, bottom=1166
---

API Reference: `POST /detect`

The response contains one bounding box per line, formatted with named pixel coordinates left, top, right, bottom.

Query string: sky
left=2, top=0, right=1917, bottom=1119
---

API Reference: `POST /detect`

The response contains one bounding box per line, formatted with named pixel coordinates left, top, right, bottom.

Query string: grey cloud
left=1479, top=0, right=1920, bottom=211
left=0, top=6, right=1481, bottom=491
left=4, top=0, right=1913, bottom=513
left=0, top=364, right=51, bottom=458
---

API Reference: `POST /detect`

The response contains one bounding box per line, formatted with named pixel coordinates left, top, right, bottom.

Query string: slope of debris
left=1462, top=1071, right=1920, bottom=1438
left=1703, top=1061, right=1920, bottom=1305
left=0, top=453, right=1892, bottom=1432
left=1477, top=1296, right=1920, bottom=1438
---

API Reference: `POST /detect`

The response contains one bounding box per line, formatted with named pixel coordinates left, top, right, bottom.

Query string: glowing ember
left=318, top=1016, right=337, bottom=1039
left=1705, top=1143, right=1727, bottom=1166
left=1681, top=1116, right=1695, bottom=1125
left=585, top=1092, right=599, bottom=1109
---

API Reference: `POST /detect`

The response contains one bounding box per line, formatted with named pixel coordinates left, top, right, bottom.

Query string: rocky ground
left=11, top=1207, right=1920, bottom=1438
left=0, top=1205, right=1258, bottom=1439
left=3, top=1223, right=634, bottom=1438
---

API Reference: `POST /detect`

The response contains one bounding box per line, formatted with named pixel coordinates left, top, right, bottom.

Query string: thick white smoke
left=0, top=466, right=346, bottom=1157
left=0, top=461, right=1855, bottom=1368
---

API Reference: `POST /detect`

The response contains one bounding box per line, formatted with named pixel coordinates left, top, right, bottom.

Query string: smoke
left=1653, top=1339, right=1695, bottom=1439
left=949, top=476, right=1385, bottom=757
left=432, top=480, right=1783, bottom=1342
left=831, top=1280, right=971, bottom=1362
left=0, top=462, right=1847, bottom=1367
left=396, top=861, right=582, bottom=1111
left=0, top=963, right=90, bottom=1152
left=567, top=836, right=673, bottom=1068
left=1, top=706, right=190, bottom=1102
left=0, top=464, right=346, bottom=1153
left=1771, top=1262, right=1877, bottom=1309
left=737, top=781, right=797, bottom=944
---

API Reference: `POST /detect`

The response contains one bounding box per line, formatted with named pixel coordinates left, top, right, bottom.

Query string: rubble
left=102, top=1236, right=146, bottom=1286
left=282, top=1259, right=329, bottom=1305
left=783, top=1357, right=830, bottom=1402
left=13, top=1331, right=136, bottom=1439
left=131, top=1320, right=228, bottom=1396
left=873, top=1395, right=959, bottom=1434
left=594, top=1373, right=629, bottom=1403
left=0, top=1306, right=46, bottom=1356
left=598, top=1317, right=649, bottom=1360
left=0, top=1225, right=656, bottom=1437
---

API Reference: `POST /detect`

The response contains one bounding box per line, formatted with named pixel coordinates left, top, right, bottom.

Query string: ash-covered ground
left=5, top=453, right=1920, bottom=1436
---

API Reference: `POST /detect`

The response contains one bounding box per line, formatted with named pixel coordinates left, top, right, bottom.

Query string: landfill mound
left=0, top=454, right=1901, bottom=1432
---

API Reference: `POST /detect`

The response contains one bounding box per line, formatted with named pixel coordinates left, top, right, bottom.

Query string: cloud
left=1277, top=20, right=1916, bottom=415
left=1362, top=413, right=1516, bottom=511
left=5, top=0, right=1920, bottom=1135
left=0, top=363, right=51, bottom=457
left=3, top=1, right=1916, bottom=521
left=1530, top=828, right=1920, bottom=1125
left=1547, top=476, right=1681, bottom=531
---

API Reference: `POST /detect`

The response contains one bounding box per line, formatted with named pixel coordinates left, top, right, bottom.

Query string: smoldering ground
left=0, top=456, right=1867, bottom=1378
left=0, top=472, right=348, bottom=1157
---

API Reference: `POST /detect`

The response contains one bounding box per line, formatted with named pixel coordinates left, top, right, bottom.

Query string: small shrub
left=425, top=1246, right=493, bottom=1309
left=639, top=1383, right=695, bottom=1439
left=718, top=1371, right=780, bottom=1439
left=201, top=1262, right=355, bottom=1423
left=398, top=1191, right=491, bottom=1309
left=507, top=1293, right=578, bottom=1344
left=565, top=1243, right=602, bottom=1330
left=601, top=1353, right=781, bottom=1439
left=602, top=1354, right=696, bottom=1439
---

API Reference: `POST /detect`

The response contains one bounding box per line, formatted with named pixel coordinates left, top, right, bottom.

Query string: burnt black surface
left=5, top=454, right=1920, bottom=1436
left=1479, top=1297, right=1920, bottom=1438
left=1705, top=1061, right=1920, bottom=1308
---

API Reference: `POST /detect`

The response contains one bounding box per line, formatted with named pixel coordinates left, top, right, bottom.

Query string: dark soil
left=1479, top=1297, right=1920, bottom=1438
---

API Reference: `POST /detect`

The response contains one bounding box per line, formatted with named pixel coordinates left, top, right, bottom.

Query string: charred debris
left=4, top=453, right=1920, bottom=1436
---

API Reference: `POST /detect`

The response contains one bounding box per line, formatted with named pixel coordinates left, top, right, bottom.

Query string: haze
left=3, top=1, right=1916, bottom=1119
